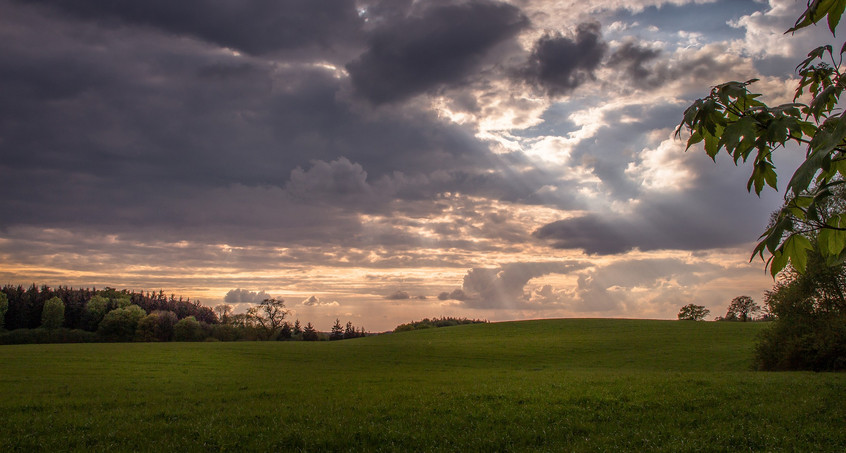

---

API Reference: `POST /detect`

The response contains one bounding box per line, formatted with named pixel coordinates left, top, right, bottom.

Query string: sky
left=0, top=0, right=832, bottom=331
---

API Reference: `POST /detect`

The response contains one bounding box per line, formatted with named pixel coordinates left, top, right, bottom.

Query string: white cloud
left=302, top=295, right=340, bottom=307
left=730, top=0, right=837, bottom=59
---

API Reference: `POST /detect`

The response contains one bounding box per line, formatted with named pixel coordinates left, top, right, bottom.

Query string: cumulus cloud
left=607, top=40, right=661, bottom=86
left=385, top=290, right=411, bottom=300
left=286, top=157, right=377, bottom=203
left=522, top=22, right=608, bottom=96
left=458, top=261, right=588, bottom=308
left=302, top=295, right=340, bottom=307
left=346, top=0, right=528, bottom=104
left=224, top=288, right=273, bottom=304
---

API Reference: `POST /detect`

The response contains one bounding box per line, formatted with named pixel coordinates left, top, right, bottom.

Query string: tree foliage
left=330, top=319, right=344, bottom=341
left=724, top=296, right=762, bottom=322
left=677, top=1, right=846, bottom=276
left=98, top=305, right=145, bottom=341
left=0, top=292, right=8, bottom=330
left=174, top=316, right=204, bottom=342
left=246, top=298, right=289, bottom=340
left=677, top=303, right=710, bottom=321
left=41, top=297, right=65, bottom=329
left=394, top=316, right=488, bottom=332
left=756, top=247, right=846, bottom=370
left=302, top=322, right=318, bottom=341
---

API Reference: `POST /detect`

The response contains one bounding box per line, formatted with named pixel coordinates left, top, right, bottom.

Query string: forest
left=0, top=284, right=366, bottom=344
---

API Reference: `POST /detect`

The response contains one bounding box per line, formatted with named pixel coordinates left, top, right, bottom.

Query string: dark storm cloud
left=0, top=0, right=540, bottom=245
left=346, top=0, right=528, bottom=104
left=608, top=41, right=661, bottom=84
left=18, top=0, right=365, bottom=57
left=523, top=22, right=608, bottom=96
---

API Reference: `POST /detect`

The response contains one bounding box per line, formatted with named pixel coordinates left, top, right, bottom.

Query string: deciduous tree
left=247, top=298, right=289, bottom=340
left=174, top=316, right=204, bottom=342
left=725, top=296, right=761, bottom=322
left=677, top=1, right=846, bottom=276
left=677, top=303, right=710, bottom=321
left=98, top=305, right=145, bottom=341
left=214, top=304, right=233, bottom=323
left=0, top=292, right=8, bottom=330
left=41, top=296, right=65, bottom=329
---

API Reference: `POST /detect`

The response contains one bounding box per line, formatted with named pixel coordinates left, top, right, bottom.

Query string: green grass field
left=1, top=319, right=844, bottom=451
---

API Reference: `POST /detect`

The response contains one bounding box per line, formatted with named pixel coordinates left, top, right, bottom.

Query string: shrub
left=755, top=314, right=846, bottom=371
left=0, top=328, right=97, bottom=345
left=135, top=311, right=177, bottom=342
left=98, top=305, right=145, bottom=341
left=210, top=323, right=241, bottom=342
left=174, top=316, right=204, bottom=342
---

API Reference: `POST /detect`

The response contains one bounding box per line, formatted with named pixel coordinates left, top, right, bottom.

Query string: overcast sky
left=0, top=0, right=829, bottom=330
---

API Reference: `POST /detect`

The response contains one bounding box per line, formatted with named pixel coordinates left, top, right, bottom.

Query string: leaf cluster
left=677, top=1, right=846, bottom=277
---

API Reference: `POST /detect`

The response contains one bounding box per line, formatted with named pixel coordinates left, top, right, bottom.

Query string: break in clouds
left=0, top=0, right=809, bottom=328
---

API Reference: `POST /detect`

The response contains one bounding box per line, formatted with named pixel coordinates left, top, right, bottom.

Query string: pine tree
left=302, top=322, right=318, bottom=341
left=330, top=318, right=344, bottom=341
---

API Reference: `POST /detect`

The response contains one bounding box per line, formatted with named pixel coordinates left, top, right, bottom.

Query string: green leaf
left=770, top=249, right=788, bottom=278
left=685, top=130, right=703, bottom=151
left=819, top=222, right=846, bottom=257
left=829, top=0, right=846, bottom=33
left=784, top=234, right=813, bottom=273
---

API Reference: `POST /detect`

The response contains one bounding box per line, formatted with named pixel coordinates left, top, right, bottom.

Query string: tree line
left=0, top=286, right=366, bottom=344
left=393, top=316, right=488, bottom=332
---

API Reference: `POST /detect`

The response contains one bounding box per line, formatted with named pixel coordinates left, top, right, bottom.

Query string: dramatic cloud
left=224, top=289, right=272, bottom=304
left=522, top=22, right=608, bottom=96
left=607, top=41, right=661, bottom=86
left=0, top=0, right=797, bottom=330
left=347, top=0, right=528, bottom=104
left=18, top=0, right=365, bottom=57
left=458, top=261, right=588, bottom=309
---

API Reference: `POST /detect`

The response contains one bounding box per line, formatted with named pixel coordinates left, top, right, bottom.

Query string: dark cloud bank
left=0, top=0, right=773, bottom=259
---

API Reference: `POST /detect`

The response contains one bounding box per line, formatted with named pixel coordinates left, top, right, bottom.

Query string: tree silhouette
left=726, top=296, right=761, bottom=322
left=302, top=322, right=318, bottom=341
left=677, top=304, right=710, bottom=321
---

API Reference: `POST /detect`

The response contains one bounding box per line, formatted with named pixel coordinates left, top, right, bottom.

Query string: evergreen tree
left=293, top=319, right=302, bottom=335
left=330, top=319, right=344, bottom=341
left=302, top=322, right=318, bottom=341
left=279, top=321, right=292, bottom=340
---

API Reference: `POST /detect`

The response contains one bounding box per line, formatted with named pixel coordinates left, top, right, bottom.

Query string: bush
left=210, top=323, right=241, bottom=342
left=755, top=315, right=846, bottom=371
left=135, top=311, right=177, bottom=342
left=0, top=328, right=97, bottom=345
left=98, top=305, right=145, bottom=341
left=174, top=316, right=204, bottom=342
left=754, top=250, right=846, bottom=370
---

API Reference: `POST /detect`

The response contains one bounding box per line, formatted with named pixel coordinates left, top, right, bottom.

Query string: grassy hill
left=1, top=319, right=844, bottom=451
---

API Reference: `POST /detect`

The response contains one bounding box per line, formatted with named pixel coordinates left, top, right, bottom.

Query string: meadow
left=1, top=318, right=844, bottom=451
